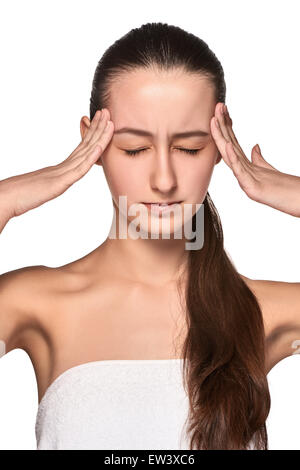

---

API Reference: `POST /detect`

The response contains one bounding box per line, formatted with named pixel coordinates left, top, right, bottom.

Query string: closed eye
left=124, top=148, right=203, bottom=156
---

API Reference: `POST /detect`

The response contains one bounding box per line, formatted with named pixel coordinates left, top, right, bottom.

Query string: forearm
left=278, top=173, right=300, bottom=218
left=0, top=211, right=10, bottom=234
left=250, top=171, right=300, bottom=218
left=289, top=174, right=300, bottom=218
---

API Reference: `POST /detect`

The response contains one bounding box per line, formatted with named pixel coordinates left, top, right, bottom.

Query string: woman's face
left=83, top=68, right=221, bottom=238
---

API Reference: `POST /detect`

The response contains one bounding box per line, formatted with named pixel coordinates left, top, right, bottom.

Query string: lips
left=141, top=201, right=183, bottom=214
left=142, top=201, right=182, bottom=205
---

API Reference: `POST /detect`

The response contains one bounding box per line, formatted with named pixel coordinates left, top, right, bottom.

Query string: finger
left=211, top=118, right=233, bottom=169
left=216, top=103, right=232, bottom=142
left=67, top=109, right=109, bottom=163
left=60, top=143, right=104, bottom=184
left=70, top=121, right=114, bottom=175
left=251, top=145, right=278, bottom=170
left=74, top=120, right=114, bottom=169
left=62, top=116, right=114, bottom=172
left=88, top=108, right=111, bottom=147
left=226, top=141, right=262, bottom=200
left=224, top=118, right=252, bottom=173
left=211, top=115, right=239, bottom=165
left=92, top=120, right=114, bottom=164
left=223, top=107, right=244, bottom=155
left=217, top=104, right=253, bottom=170
left=218, top=104, right=250, bottom=167
left=84, top=108, right=108, bottom=145
left=226, top=141, right=250, bottom=181
left=82, top=110, right=102, bottom=144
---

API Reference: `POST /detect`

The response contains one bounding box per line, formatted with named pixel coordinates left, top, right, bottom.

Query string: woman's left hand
left=211, top=102, right=300, bottom=218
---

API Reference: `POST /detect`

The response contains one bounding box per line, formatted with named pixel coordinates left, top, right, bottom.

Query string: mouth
left=141, top=201, right=183, bottom=213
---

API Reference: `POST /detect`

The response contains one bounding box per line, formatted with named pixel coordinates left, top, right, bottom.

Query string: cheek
left=101, top=153, right=144, bottom=200
left=179, top=155, right=215, bottom=198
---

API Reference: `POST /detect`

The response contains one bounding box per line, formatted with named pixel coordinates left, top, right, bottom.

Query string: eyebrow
left=114, top=127, right=210, bottom=138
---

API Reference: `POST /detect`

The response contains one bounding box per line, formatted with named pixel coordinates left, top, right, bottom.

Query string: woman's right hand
left=0, top=108, right=114, bottom=221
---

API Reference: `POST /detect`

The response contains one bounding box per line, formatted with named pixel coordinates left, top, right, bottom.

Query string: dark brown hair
left=89, top=22, right=270, bottom=450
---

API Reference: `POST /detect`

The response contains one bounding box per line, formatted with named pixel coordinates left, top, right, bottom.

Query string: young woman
left=1, top=22, right=300, bottom=451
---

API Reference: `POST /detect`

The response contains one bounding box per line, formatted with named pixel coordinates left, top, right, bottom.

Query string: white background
left=0, top=0, right=300, bottom=450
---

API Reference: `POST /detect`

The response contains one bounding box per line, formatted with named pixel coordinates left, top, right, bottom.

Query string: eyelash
left=124, top=148, right=202, bottom=157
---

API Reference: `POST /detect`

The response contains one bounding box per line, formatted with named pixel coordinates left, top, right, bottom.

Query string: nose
left=150, top=149, right=178, bottom=194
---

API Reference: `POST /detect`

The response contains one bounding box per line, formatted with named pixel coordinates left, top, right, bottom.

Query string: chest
left=28, top=275, right=297, bottom=404
left=47, top=281, right=187, bottom=361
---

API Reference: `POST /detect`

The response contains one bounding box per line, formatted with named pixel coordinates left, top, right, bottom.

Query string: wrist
left=0, top=180, right=16, bottom=224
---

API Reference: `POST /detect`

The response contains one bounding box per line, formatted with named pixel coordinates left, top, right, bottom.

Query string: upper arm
left=270, top=280, right=300, bottom=352
left=241, top=275, right=300, bottom=366
left=0, top=265, right=50, bottom=357
left=250, top=279, right=300, bottom=332
left=240, top=275, right=300, bottom=328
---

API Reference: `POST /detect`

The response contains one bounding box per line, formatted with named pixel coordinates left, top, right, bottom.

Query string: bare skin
left=1, top=68, right=300, bottom=407
left=8, top=257, right=300, bottom=406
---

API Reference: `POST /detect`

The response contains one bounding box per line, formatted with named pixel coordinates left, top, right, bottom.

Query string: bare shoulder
left=239, top=274, right=300, bottom=331
left=0, top=264, right=56, bottom=355
left=239, top=273, right=300, bottom=368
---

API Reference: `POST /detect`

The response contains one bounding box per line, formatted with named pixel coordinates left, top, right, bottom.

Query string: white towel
left=35, top=359, right=191, bottom=450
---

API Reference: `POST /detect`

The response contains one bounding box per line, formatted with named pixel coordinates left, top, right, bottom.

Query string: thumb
left=251, top=144, right=277, bottom=170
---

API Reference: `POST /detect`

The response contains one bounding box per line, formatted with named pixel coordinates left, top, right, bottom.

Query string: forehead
left=108, top=68, right=216, bottom=127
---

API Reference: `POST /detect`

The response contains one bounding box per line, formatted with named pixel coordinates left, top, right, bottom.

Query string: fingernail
left=256, top=144, right=261, bottom=153
left=215, top=117, right=220, bottom=128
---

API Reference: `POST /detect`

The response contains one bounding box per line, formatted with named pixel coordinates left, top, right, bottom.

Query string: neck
left=100, top=205, right=190, bottom=287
